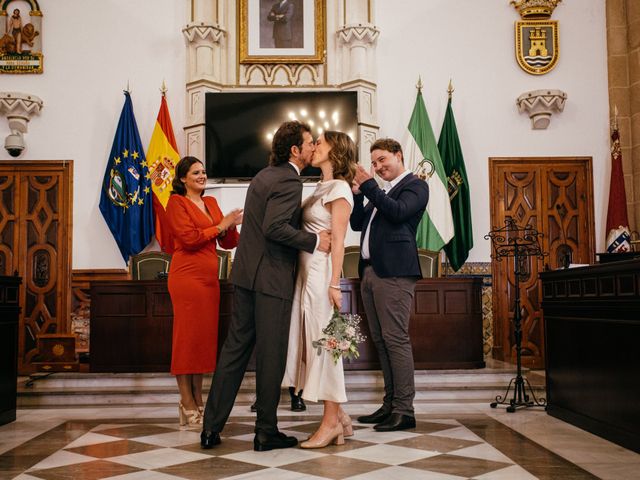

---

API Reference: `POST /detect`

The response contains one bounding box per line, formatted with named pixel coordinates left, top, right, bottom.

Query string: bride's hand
left=329, top=287, right=342, bottom=310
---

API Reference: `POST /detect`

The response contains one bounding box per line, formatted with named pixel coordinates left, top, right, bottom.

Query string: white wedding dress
left=282, top=179, right=353, bottom=403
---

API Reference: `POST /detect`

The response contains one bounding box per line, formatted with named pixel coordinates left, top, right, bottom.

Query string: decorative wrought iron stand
left=486, top=219, right=547, bottom=412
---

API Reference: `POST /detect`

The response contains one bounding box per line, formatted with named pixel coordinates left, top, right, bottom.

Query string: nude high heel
left=300, top=423, right=345, bottom=449
left=339, top=412, right=354, bottom=437
left=179, top=402, right=202, bottom=427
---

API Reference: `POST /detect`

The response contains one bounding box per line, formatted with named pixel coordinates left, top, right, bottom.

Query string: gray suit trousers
left=361, top=266, right=417, bottom=416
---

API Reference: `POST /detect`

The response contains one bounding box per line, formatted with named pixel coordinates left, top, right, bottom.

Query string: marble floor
left=1, top=402, right=639, bottom=480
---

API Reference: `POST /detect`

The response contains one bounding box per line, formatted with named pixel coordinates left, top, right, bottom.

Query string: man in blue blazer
left=350, top=138, right=429, bottom=432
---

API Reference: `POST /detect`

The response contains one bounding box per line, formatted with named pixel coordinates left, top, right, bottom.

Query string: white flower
left=345, top=326, right=355, bottom=337
left=339, top=340, right=351, bottom=351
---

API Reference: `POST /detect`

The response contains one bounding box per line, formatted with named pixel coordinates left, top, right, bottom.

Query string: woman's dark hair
left=323, top=131, right=357, bottom=185
left=269, top=120, right=311, bottom=166
left=171, top=156, right=204, bottom=196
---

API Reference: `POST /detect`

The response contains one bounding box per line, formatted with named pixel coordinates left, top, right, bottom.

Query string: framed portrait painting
left=239, top=0, right=325, bottom=64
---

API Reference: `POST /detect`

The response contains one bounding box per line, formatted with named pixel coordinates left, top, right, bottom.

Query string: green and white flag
left=404, top=89, right=454, bottom=251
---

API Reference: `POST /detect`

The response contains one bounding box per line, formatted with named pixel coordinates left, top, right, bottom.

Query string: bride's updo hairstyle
left=324, top=131, right=357, bottom=185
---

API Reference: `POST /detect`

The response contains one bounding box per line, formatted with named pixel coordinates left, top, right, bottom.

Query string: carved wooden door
left=0, top=161, right=73, bottom=373
left=489, top=157, right=594, bottom=368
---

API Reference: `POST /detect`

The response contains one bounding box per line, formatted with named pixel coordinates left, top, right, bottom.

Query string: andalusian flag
left=146, top=92, right=180, bottom=250
left=405, top=85, right=454, bottom=251
left=439, top=94, right=473, bottom=271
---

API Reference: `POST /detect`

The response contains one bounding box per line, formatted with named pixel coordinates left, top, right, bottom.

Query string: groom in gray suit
left=201, top=121, right=331, bottom=451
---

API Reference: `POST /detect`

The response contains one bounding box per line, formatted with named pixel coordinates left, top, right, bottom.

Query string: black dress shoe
left=289, top=388, right=306, bottom=412
left=200, top=430, right=221, bottom=449
left=254, top=431, right=298, bottom=451
left=357, top=406, right=391, bottom=424
left=250, top=401, right=257, bottom=412
left=374, top=413, right=416, bottom=432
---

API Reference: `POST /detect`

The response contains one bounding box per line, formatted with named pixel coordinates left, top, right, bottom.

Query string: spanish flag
left=146, top=93, right=180, bottom=251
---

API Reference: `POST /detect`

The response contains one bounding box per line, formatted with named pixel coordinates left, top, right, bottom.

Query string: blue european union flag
left=99, top=92, right=154, bottom=261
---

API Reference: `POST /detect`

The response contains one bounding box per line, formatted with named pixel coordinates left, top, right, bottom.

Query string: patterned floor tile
left=27, top=459, right=142, bottom=480
left=389, top=432, right=482, bottom=453
left=1, top=414, right=603, bottom=480
left=65, top=439, right=161, bottom=458
left=95, top=425, right=178, bottom=439
left=343, top=465, right=466, bottom=480
left=108, top=446, right=212, bottom=469
left=133, top=430, right=203, bottom=448
left=280, top=455, right=388, bottom=480
left=400, top=453, right=512, bottom=477
left=155, top=456, right=266, bottom=480
left=335, top=443, right=437, bottom=465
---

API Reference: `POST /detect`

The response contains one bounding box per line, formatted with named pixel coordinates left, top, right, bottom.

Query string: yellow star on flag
left=144, top=186, right=150, bottom=194
left=123, top=149, right=129, bottom=158
left=132, top=151, right=139, bottom=160
left=145, top=172, right=151, bottom=179
left=114, top=157, right=121, bottom=165
left=138, top=198, right=144, bottom=205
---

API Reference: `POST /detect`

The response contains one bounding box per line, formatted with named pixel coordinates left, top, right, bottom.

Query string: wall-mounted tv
left=205, top=91, right=358, bottom=179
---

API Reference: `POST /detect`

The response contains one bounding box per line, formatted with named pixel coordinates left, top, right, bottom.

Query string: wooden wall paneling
left=489, top=157, right=595, bottom=369
left=0, top=162, right=73, bottom=374
left=71, top=269, right=129, bottom=352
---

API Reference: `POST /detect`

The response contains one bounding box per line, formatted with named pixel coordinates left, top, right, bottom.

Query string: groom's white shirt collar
left=384, top=169, right=411, bottom=192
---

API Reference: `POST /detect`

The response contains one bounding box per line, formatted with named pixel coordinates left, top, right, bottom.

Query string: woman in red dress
left=166, top=156, right=242, bottom=427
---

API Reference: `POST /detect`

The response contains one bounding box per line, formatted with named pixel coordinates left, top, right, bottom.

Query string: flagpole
left=443, top=79, right=454, bottom=278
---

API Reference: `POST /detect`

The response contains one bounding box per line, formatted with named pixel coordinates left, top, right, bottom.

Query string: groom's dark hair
left=269, top=120, right=311, bottom=166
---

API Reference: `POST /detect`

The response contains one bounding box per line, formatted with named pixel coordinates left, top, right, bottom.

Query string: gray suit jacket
left=230, top=163, right=316, bottom=300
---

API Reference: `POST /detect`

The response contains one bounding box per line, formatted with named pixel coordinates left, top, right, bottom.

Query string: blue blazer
left=350, top=173, right=429, bottom=279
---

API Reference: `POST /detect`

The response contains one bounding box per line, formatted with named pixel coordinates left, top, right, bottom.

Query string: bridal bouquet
left=312, top=309, right=366, bottom=364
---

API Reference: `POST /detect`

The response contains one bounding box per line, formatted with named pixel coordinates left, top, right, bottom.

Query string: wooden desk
left=90, top=277, right=484, bottom=372
left=0, top=275, right=21, bottom=426
left=540, top=259, right=640, bottom=453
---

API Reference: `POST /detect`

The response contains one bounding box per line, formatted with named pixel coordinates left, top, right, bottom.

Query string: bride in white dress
left=282, top=131, right=357, bottom=449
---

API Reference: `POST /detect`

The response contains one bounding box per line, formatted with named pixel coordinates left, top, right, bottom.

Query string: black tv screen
left=205, top=91, right=358, bottom=179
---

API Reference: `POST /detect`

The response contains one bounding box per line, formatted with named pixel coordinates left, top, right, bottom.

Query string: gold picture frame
left=239, top=0, right=325, bottom=64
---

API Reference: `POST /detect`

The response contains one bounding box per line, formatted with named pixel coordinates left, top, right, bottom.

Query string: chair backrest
left=217, top=249, right=231, bottom=280
left=417, top=248, right=440, bottom=278
left=130, top=251, right=172, bottom=280
left=341, top=245, right=361, bottom=279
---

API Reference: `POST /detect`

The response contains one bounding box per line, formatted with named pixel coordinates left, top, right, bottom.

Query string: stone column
left=182, top=0, right=227, bottom=159
left=606, top=0, right=639, bottom=232
left=336, top=0, right=380, bottom=167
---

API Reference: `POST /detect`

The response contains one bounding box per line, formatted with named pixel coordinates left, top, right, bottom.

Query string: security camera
left=5, top=132, right=24, bottom=157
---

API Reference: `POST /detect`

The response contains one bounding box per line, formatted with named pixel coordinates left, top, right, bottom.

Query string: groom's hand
left=317, top=230, right=331, bottom=253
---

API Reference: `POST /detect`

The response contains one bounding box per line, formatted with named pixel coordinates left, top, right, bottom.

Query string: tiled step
left=17, top=367, right=546, bottom=408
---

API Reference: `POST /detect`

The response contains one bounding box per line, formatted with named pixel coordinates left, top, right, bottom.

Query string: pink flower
left=327, top=338, right=338, bottom=349
left=339, top=340, right=351, bottom=351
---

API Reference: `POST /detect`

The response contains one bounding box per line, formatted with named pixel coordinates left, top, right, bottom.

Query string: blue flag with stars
left=99, top=91, right=154, bottom=261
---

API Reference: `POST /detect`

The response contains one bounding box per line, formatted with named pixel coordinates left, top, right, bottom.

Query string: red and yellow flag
left=146, top=94, right=180, bottom=251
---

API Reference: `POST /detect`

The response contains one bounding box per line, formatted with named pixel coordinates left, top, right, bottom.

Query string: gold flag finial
left=447, top=79, right=454, bottom=98
left=124, top=80, right=131, bottom=94
left=613, top=105, right=619, bottom=130
left=160, top=80, right=168, bottom=96
left=416, top=76, right=423, bottom=93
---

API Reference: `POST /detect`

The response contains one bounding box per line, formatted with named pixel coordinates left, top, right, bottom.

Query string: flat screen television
left=205, top=91, right=358, bottom=179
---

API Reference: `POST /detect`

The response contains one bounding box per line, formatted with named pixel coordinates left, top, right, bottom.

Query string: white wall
left=375, top=0, right=610, bottom=262
left=0, top=0, right=187, bottom=268
left=0, top=0, right=610, bottom=268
